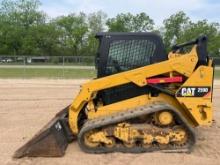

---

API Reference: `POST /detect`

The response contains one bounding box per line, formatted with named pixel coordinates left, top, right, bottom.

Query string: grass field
left=215, top=70, right=220, bottom=79
left=0, top=68, right=96, bottom=78
left=0, top=67, right=219, bottom=79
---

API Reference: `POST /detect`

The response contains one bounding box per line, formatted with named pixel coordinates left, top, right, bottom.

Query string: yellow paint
left=155, top=111, right=173, bottom=126
left=176, top=65, right=213, bottom=126
left=68, top=45, right=213, bottom=135
left=87, top=122, right=187, bottom=146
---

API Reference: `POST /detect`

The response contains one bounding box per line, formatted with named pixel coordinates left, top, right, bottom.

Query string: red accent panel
left=147, top=76, right=183, bottom=84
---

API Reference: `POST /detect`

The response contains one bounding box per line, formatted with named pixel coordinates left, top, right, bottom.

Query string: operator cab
left=95, top=32, right=167, bottom=105
left=95, top=32, right=167, bottom=78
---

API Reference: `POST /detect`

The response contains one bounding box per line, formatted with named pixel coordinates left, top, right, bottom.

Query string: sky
left=39, top=0, right=220, bottom=25
left=1, top=0, right=220, bottom=25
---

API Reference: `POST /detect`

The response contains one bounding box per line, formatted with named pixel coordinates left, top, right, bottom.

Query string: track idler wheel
left=84, top=132, right=100, bottom=148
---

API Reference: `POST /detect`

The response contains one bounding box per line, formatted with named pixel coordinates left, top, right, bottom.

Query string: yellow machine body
left=68, top=46, right=213, bottom=135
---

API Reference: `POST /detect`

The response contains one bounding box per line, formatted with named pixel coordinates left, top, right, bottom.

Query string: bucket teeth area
left=13, top=106, right=74, bottom=158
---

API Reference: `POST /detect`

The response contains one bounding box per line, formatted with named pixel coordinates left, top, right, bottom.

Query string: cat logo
left=181, top=87, right=196, bottom=97
left=176, top=86, right=211, bottom=97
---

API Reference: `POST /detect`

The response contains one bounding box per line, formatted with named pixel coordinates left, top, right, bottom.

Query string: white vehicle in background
left=6, top=58, right=13, bottom=63
left=0, top=58, right=13, bottom=63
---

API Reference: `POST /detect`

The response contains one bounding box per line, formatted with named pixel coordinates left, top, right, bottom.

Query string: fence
left=1, top=55, right=219, bottom=66
left=0, top=56, right=96, bottom=78
left=0, top=55, right=95, bottom=66
left=213, top=57, right=220, bottom=66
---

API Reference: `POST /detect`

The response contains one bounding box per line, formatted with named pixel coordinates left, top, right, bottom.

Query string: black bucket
left=13, top=106, right=75, bottom=158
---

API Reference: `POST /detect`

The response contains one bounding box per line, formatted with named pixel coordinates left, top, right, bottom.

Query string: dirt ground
left=0, top=79, right=220, bottom=165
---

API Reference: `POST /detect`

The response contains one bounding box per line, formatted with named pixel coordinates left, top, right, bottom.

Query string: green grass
left=0, top=68, right=96, bottom=79
left=0, top=67, right=219, bottom=79
left=215, top=70, right=220, bottom=79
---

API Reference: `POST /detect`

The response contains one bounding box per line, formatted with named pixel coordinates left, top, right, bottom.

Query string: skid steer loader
left=14, top=32, right=214, bottom=158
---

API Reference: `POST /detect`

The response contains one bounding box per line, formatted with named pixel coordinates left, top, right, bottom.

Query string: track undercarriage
left=78, top=102, right=196, bottom=153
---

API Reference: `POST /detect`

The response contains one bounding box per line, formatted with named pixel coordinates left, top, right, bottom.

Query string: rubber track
left=78, top=102, right=196, bottom=153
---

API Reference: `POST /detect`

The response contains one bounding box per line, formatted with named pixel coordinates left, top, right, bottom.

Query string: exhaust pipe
left=13, top=106, right=75, bottom=158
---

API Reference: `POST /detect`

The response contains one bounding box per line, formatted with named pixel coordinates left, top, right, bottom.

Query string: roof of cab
left=95, top=32, right=162, bottom=38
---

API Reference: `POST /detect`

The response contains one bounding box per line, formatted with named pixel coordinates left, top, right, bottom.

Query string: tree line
left=0, top=0, right=219, bottom=57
